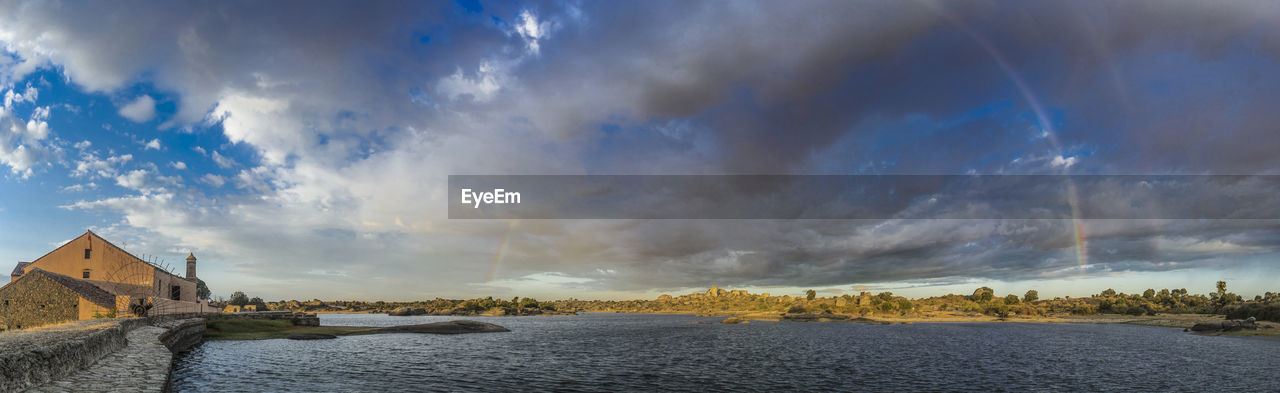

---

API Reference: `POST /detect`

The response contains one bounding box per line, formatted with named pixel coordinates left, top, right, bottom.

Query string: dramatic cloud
left=3, top=0, right=1279, bottom=299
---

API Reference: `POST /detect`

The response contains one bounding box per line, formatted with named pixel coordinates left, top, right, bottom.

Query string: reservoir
left=172, top=313, right=1280, bottom=392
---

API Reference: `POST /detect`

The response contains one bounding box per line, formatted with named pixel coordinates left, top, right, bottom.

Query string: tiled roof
left=26, top=268, right=117, bottom=309
left=10, top=261, right=30, bottom=277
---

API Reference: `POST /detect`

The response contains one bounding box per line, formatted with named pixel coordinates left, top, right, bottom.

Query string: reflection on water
left=172, top=313, right=1280, bottom=392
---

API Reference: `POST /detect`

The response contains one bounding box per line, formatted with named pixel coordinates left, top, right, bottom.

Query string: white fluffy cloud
left=118, top=95, right=157, bottom=122
left=71, top=152, right=132, bottom=179
left=199, top=173, right=226, bottom=187
left=0, top=90, right=55, bottom=178
left=210, top=150, right=237, bottom=169
left=514, top=10, right=552, bottom=54
left=114, top=169, right=149, bottom=191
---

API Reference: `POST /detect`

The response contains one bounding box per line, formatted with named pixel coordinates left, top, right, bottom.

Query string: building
left=0, top=230, right=209, bottom=331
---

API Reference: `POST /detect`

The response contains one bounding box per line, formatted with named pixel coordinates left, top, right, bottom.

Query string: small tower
left=186, top=253, right=197, bottom=280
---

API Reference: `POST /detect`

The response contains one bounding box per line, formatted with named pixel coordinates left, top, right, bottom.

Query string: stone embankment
left=0, top=315, right=208, bottom=393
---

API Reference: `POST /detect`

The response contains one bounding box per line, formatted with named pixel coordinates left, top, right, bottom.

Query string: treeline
left=248, top=281, right=1279, bottom=322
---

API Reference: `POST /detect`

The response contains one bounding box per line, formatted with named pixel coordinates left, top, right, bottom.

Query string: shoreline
left=573, top=310, right=1280, bottom=337
left=215, top=310, right=1280, bottom=339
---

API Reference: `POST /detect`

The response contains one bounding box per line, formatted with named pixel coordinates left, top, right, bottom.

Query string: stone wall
left=156, top=318, right=207, bottom=353
left=0, top=318, right=145, bottom=392
left=0, top=273, right=81, bottom=331
left=0, top=315, right=208, bottom=393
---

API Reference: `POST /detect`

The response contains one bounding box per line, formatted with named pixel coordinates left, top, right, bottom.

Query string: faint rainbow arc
left=487, top=219, right=518, bottom=282
left=935, top=10, right=1091, bottom=272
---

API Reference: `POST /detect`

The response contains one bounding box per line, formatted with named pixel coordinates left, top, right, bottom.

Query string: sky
left=0, top=0, right=1278, bottom=301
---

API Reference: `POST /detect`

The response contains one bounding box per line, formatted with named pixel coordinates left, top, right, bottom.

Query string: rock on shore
left=1190, top=317, right=1258, bottom=333
left=373, top=320, right=509, bottom=334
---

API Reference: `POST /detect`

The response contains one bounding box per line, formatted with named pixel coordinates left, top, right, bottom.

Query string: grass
left=204, top=319, right=378, bottom=340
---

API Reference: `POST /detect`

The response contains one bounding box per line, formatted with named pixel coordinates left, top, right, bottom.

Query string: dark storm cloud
left=446, top=0, right=1280, bottom=290
left=509, top=0, right=1280, bottom=173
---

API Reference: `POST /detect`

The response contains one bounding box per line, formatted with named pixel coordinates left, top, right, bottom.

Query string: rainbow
left=932, top=7, right=1091, bottom=273
left=487, top=219, right=519, bottom=282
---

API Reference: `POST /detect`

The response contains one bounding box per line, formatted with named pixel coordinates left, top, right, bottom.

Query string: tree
left=1101, top=288, right=1117, bottom=297
left=229, top=291, right=250, bottom=306
left=1216, top=281, right=1227, bottom=297
left=805, top=289, right=817, bottom=301
left=196, top=279, right=211, bottom=300
left=1004, top=294, right=1020, bottom=305
left=897, top=298, right=913, bottom=311
left=520, top=297, right=540, bottom=309
left=249, top=297, right=268, bottom=311
left=1023, top=290, right=1039, bottom=302
left=1143, top=289, right=1155, bottom=299
left=971, top=287, right=994, bottom=302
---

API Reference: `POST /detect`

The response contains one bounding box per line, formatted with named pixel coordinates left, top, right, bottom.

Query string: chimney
left=186, top=253, right=197, bottom=279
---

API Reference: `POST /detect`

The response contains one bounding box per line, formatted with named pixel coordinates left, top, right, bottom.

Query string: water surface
left=172, top=313, right=1280, bottom=392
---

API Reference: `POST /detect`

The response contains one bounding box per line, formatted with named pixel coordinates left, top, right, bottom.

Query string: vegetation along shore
left=213, top=281, right=1279, bottom=337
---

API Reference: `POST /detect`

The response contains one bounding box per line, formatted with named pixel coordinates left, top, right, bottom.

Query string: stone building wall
left=0, top=273, right=81, bottom=331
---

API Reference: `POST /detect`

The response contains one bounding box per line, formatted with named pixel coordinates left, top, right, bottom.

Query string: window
left=84, top=248, right=91, bottom=259
left=171, top=285, right=182, bottom=301
left=83, top=270, right=91, bottom=279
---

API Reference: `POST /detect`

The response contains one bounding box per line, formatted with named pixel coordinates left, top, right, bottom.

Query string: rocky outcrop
left=782, top=313, right=890, bottom=324
left=388, top=307, right=428, bottom=316
left=286, top=333, right=338, bottom=340
left=389, top=307, right=573, bottom=317
left=212, top=310, right=319, bottom=326
left=372, top=320, right=509, bottom=334
left=721, top=317, right=742, bottom=324
left=1190, top=317, right=1258, bottom=333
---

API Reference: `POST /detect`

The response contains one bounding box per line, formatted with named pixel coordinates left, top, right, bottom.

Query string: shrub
left=1225, top=302, right=1280, bottom=322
